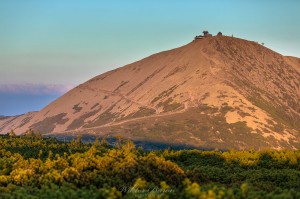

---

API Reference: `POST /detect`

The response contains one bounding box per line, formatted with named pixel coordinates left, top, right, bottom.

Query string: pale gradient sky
left=0, top=0, right=299, bottom=115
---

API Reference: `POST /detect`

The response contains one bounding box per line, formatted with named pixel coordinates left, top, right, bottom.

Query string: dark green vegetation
left=30, top=113, right=69, bottom=133
left=0, top=133, right=299, bottom=199
left=156, top=97, right=183, bottom=112
left=106, top=105, right=286, bottom=150
left=124, top=107, right=156, bottom=119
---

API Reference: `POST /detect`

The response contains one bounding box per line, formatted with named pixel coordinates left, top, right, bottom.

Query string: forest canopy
left=0, top=133, right=299, bottom=199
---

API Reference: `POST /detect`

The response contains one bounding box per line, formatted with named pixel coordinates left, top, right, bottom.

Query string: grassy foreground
left=0, top=132, right=299, bottom=199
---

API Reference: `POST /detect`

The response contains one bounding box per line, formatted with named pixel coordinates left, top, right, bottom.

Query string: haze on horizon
left=0, top=0, right=300, bottom=116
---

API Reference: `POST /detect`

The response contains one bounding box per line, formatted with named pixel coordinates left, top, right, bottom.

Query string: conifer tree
left=9, top=129, right=16, bottom=138
left=35, top=131, right=43, bottom=139
left=100, top=136, right=109, bottom=147
left=76, top=135, right=82, bottom=147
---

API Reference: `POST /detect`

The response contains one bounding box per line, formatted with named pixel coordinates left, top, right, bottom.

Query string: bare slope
left=1, top=36, right=299, bottom=149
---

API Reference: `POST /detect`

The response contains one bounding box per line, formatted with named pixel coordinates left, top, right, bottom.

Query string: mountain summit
left=1, top=35, right=300, bottom=149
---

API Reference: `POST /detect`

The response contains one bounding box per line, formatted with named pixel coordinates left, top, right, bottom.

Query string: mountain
left=0, top=116, right=9, bottom=120
left=1, top=35, right=299, bottom=150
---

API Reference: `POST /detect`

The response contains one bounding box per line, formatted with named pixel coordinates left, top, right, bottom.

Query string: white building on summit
left=194, top=30, right=217, bottom=40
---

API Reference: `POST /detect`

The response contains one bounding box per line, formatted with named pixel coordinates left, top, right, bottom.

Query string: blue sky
left=0, top=0, right=299, bottom=115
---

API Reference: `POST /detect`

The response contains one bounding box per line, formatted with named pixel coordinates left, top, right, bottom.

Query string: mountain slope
left=1, top=36, right=299, bottom=149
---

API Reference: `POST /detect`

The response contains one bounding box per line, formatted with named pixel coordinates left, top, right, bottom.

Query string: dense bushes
left=0, top=134, right=299, bottom=198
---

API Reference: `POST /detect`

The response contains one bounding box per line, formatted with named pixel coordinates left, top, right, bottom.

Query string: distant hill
left=1, top=35, right=299, bottom=150
left=0, top=116, right=10, bottom=121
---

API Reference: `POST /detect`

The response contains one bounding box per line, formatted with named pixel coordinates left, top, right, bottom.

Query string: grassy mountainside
left=0, top=36, right=299, bottom=150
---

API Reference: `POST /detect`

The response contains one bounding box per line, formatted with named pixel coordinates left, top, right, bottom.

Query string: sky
left=0, top=0, right=299, bottom=116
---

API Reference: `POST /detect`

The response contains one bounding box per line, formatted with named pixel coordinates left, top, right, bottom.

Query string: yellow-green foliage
left=262, top=149, right=300, bottom=165
left=222, top=149, right=261, bottom=166
left=0, top=134, right=299, bottom=198
left=164, top=148, right=300, bottom=167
